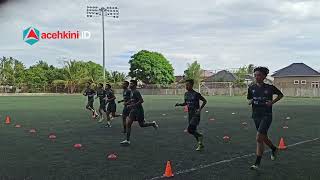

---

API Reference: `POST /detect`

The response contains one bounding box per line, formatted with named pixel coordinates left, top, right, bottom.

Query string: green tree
left=59, top=60, right=88, bottom=93
left=110, top=71, right=126, bottom=84
left=184, top=61, right=202, bottom=86
left=82, top=61, right=109, bottom=86
left=1, top=57, right=15, bottom=85
left=247, top=64, right=255, bottom=75
left=13, top=59, right=26, bottom=88
left=129, top=50, right=175, bottom=85
left=234, top=66, right=248, bottom=86
left=24, top=63, right=49, bottom=92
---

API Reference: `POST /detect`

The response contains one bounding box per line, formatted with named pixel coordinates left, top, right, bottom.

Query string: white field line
left=147, top=137, right=319, bottom=180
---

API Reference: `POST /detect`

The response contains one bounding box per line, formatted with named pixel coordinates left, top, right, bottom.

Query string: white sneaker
left=98, top=117, right=104, bottom=123
left=120, top=140, right=130, bottom=145
left=153, top=121, right=159, bottom=130
left=105, top=121, right=112, bottom=128
left=250, top=164, right=259, bottom=170
left=271, top=148, right=278, bottom=161
left=94, top=111, right=99, bottom=117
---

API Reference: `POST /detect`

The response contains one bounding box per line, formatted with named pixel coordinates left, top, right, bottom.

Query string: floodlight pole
left=101, top=8, right=106, bottom=87
left=87, top=6, right=119, bottom=87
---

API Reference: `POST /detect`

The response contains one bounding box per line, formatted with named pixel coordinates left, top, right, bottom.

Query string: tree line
left=0, top=57, right=126, bottom=93
left=0, top=50, right=254, bottom=93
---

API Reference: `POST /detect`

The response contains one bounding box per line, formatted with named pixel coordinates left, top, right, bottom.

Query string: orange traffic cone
left=163, top=161, right=174, bottom=178
left=278, top=137, right=287, bottom=150
left=184, top=105, right=188, bottom=112
left=5, top=116, right=11, bottom=124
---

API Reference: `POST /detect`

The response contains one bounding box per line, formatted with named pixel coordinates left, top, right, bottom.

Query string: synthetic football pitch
left=0, top=95, right=319, bottom=180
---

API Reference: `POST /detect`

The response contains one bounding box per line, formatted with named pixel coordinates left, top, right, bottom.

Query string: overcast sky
left=0, top=0, right=320, bottom=75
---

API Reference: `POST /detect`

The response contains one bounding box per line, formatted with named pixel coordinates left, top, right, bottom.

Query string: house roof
left=175, top=75, right=185, bottom=83
left=244, top=74, right=254, bottom=80
left=272, top=63, right=320, bottom=77
left=203, top=70, right=237, bottom=82
left=200, top=70, right=214, bottom=78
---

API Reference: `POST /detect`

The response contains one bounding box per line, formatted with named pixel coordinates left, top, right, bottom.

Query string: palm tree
left=54, top=60, right=88, bottom=93
left=184, top=61, right=202, bottom=85
left=110, top=71, right=126, bottom=84
left=247, top=64, right=255, bottom=75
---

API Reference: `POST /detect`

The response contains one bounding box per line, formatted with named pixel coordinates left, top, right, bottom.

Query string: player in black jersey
left=83, top=83, right=98, bottom=118
left=247, top=67, right=284, bottom=170
left=175, top=79, right=207, bottom=151
left=118, top=81, right=131, bottom=133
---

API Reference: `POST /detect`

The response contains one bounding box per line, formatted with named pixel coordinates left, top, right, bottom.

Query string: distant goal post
left=200, top=82, right=234, bottom=96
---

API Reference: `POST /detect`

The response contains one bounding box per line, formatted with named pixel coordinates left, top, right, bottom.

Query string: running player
left=247, top=67, right=284, bottom=170
left=175, top=79, right=207, bottom=151
left=96, top=83, right=107, bottom=123
left=120, top=80, right=158, bottom=145
left=83, top=83, right=98, bottom=118
left=105, top=84, right=118, bottom=127
left=118, top=81, right=131, bottom=133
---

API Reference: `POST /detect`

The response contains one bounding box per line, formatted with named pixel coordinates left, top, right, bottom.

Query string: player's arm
left=247, top=87, right=253, bottom=105
left=107, top=96, right=116, bottom=102
left=175, top=102, right=187, bottom=106
left=199, top=94, right=207, bottom=111
left=83, top=90, right=87, bottom=96
left=175, top=94, right=187, bottom=106
left=128, top=92, right=143, bottom=107
left=118, top=99, right=124, bottom=103
left=88, top=90, right=96, bottom=97
left=107, top=93, right=116, bottom=102
left=269, top=86, right=284, bottom=105
left=124, top=99, right=133, bottom=105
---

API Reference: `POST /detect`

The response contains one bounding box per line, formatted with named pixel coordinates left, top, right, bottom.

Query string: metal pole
left=101, top=8, right=106, bottom=87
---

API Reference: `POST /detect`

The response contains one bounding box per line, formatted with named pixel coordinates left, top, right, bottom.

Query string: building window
left=294, top=80, right=300, bottom=85
left=311, top=81, right=319, bottom=88
left=301, top=80, right=307, bottom=85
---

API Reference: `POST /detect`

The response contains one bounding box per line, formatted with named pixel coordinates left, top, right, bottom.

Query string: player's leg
left=98, top=103, right=106, bottom=123
left=105, top=103, right=112, bottom=127
left=86, top=102, right=94, bottom=112
left=93, top=106, right=98, bottom=118
left=254, top=132, right=265, bottom=168
left=122, top=107, right=129, bottom=133
left=137, top=109, right=158, bottom=129
left=97, top=103, right=103, bottom=122
left=126, top=117, right=133, bottom=141
left=187, top=121, right=204, bottom=151
left=87, top=101, right=97, bottom=117
left=120, top=116, right=133, bottom=145
left=109, top=104, right=121, bottom=118
left=98, top=107, right=103, bottom=117
left=122, top=115, right=127, bottom=133
left=261, top=115, right=278, bottom=160
left=251, top=116, right=271, bottom=170
left=187, top=112, right=203, bottom=151
left=137, top=120, right=158, bottom=128
left=105, top=111, right=111, bottom=127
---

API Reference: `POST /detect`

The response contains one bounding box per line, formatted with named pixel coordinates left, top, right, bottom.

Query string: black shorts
left=252, top=112, right=272, bottom=135
left=122, top=106, right=130, bottom=118
left=99, top=101, right=106, bottom=112
left=86, top=100, right=94, bottom=109
left=107, top=103, right=116, bottom=113
left=188, top=111, right=200, bottom=131
left=129, top=108, right=145, bottom=123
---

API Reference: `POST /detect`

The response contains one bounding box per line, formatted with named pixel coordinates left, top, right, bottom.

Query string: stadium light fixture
left=86, top=5, right=120, bottom=86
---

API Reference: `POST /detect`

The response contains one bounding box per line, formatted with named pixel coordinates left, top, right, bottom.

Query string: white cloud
left=0, top=0, right=319, bottom=75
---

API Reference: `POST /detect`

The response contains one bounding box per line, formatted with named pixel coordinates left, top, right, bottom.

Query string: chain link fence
left=1, top=83, right=320, bottom=97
